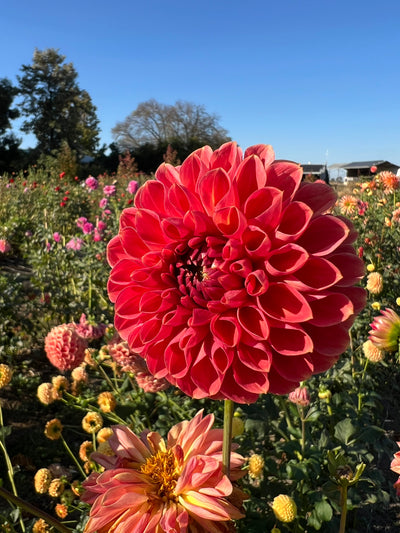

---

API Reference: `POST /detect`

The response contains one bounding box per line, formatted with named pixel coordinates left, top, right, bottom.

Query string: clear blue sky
left=1, top=0, right=400, bottom=165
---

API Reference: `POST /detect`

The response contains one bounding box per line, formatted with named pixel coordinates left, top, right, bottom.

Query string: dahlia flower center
left=174, top=245, right=217, bottom=297
left=140, top=449, right=179, bottom=500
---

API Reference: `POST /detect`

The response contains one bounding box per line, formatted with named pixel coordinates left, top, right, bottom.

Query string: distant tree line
left=0, top=48, right=230, bottom=175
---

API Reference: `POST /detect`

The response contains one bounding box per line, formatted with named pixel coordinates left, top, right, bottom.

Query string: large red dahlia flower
left=107, top=142, right=366, bottom=403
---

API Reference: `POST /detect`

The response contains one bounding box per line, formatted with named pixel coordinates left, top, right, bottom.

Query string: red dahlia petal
left=107, top=235, right=127, bottom=267
left=308, top=352, right=340, bottom=373
left=245, top=269, right=269, bottom=296
left=297, top=215, right=350, bottom=256
left=307, top=292, right=354, bottom=326
left=265, top=243, right=309, bottom=276
left=293, top=181, right=337, bottom=216
left=242, top=226, right=272, bottom=257
left=275, top=201, right=313, bottom=243
left=244, top=186, right=283, bottom=232
left=265, top=161, right=303, bottom=203
left=210, top=312, right=240, bottom=347
left=237, top=306, right=269, bottom=340
left=237, top=343, right=272, bottom=372
left=178, top=146, right=212, bottom=190
left=287, top=257, right=342, bottom=291
left=134, top=181, right=167, bottom=214
left=271, top=352, right=314, bottom=382
left=304, top=324, right=350, bottom=356
left=233, top=155, right=267, bottom=205
left=213, top=206, right=247, bottom=238
left=197, top=168, right=236, bottom=216
left=232, top=360, right=269, bottom=394
left=135, top=210, right=170, bottom=247
left=326, top=253, right=365, bottom=287
left=209, top=141, right=242, bottom=176
left=244, top=144, right=275, bottom=167
left=167, top=183, right=204, bottom=214
left=119, top=227, right=150, bottom=258
left=154, top=162, right=180, bottom=187
left=258, top=282, right=313, bottom=323
left=269, top=323, right=313, bottom=355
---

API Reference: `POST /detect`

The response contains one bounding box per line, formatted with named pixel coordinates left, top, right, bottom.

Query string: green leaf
left=315, top=499, right=333, bottom=522
left=334, top=418, right=357, bottom=445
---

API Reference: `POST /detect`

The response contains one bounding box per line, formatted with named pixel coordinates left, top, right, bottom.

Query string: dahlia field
left=1, top=144, right=400, bottom=533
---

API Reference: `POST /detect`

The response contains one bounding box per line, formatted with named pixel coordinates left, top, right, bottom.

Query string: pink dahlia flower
left=0, top=239, right=11, bottom=254
left=66, top=237, right=84, bottom=251
left=44, top=324, right=87, bottom=371
left=107, top=142, right=366, bottom=403
left=81, top=410, right=246, bottom=533
left=103, top=184, right=116, bottom=197
left=127, top=180, right=139, bottom=195
left=369, top=308, right=400, bottom=351
left=85, top=176, right=99, bottom=191
left=74, top=314, right=106, bottom=340
left=288, top=386, right=310, bottom=407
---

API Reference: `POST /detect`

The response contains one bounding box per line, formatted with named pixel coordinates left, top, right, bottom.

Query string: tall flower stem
left=222, top=399, right=234, bottom=477
left=0, top=485, right=72, bottom=533
left=61, top=435, right=87, bottom=479
left=339, top=484, right=348, bottom=533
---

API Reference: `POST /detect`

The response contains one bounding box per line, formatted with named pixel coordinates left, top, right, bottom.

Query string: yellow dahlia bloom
left=272, top=494, right=297, bottom=523
left=71, top=366, right=88, bottom=383
left=55, top=503, right=68, bottom=519
left=366, top=272, right=383, bottom=295
left=97, top=391, right=117, bottom=413
left=51, top=375, right=69, bottom=399
left=79, top=441, right=94, bottom=462
left=37, top=383, right=55, bottom=405
left=0, top=364, right=12, bottom=388
left=97, top=427, right=113, bottom=443
left=32, top=519, right=51, bottom=533
left=44, top=418, right=63, bottom=440
left=82, top=412, right=103, bottom=434
left=48, top=478, right=65, bottom=498
left=248, top=454, right=264, bottom=479
left=34, top=468, right=52, bottom=494
left=362, top=340, right=384, bottom=363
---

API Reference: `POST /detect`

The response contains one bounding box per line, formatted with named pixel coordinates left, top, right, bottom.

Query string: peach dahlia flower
left=81, top=410, right=246, bottom=533
left=44, top=324, right=87, bottom=371
left=108, top=142, right=366, bottom=403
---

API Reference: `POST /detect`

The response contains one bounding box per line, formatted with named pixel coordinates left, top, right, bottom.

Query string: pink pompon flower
left=53, top=232, right=61, bottom=243
left=127, top=180, right=139, bottom=195
left=82, top=222, right=94, bottom=235
left=97, top=220, right=107, bottom=233
left=44, top=324, right=87, bottom=371
left=66, top=237, right=84, bottom=251
left=288, top=386, right=310, bottom=407
left=81, top=410, right=246, bottom=533
left=99, top=198, right=108, bottom=209
left=74, top=314, right=106, bottom=340
left=76, top=217, right=88, bottom=229
left=369, top=308, right=400, bottom=351
left=103, top=184, right=116, bottom=197
left=85, top=176, right=99, bottom=191
left=0, top=239, right=11, bottom=253
left=107, top=142, right=366, bottom=403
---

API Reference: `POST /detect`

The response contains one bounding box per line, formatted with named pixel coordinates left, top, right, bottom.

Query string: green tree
left=17, top=48, right=100, bottom=156
left=112, top=99, right=230, bottom=166
left=0, top=78, right=21, bottom=172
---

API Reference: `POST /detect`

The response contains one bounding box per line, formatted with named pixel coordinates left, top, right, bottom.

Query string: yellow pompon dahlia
left=48, top=478, right=65, bottom=498
left=37, top=383, right=55, bottom=405
left=248, top=454, right=264, bottom=479
left=79, top=441, right=94, bottom=462
left=71, top=366, right=88, bottom=383
left=366, top=272, right=383, bottom=295
left=81, top=410, right=246, bottom=533
left=362, top=340, right=384, bottom=363
left=97, top=391, right=117, bottom=413
left=82, top=412, right=103, bottom=434
left=51, top=375, right=69, bottom=399
left=44, top=418, right=63, bottom=440
left=34, top=468, right=52, bottom=494
left=32, top=519, right=51, bottom=533
left=97, top=427, right=113, bottom=443
left=272, top=494, right=297, bottom=523
left=0, top=364, right=12, bottom=388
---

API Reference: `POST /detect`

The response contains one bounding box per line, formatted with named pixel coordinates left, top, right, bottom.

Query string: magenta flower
left=76, top=217, right=88, bottom=229
left=97, top=220, right=107, bottom=233
left=99, top=198, right=108, bottom=209
left=127, top=180, right=139, bottom=195
left=66, top=237, right=84, bottom=251
left=107, top=142, right=366, bottom=403
left=81, top=410, right=246, bottom=533
left=103, top=184, right=116, bottom=197
left=53, top=232, right=61, bottom=243
left=82, top=222, right=95, bottom=235
left=93, top=229, right=102, bottom=242
left=85, top=176, right=99, bottom=190
left=0, top=239, right=11, bottom=253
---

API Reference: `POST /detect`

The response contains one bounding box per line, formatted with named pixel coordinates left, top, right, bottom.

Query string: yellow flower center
left=140, top=449, right=179, bottom=500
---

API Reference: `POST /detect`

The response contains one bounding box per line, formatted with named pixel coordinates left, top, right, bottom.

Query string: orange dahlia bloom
left=81, top=410, right=246, bottom=533
left=338, top=195, right=358, bottom=216
left=107, top=142, right=365, bottom=402
left=379, top=171, right=399, bottom=194
left=366, top=272, right=383, bottom=295
left=369, top=308, right=400, bottom=351
left=44, top=324, right=87, bottom=371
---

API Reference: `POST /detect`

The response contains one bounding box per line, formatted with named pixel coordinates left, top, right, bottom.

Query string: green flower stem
left=299, top=406, right=306, bottom=458
left=0, top=485, right=72, bottom=533
left=339, top=484, right=348, bottom=533
left=0, top=404, right=26, bottom=532
left=357, top=359, right=369, bottom=413
left=222, top=399, right=234, bottom=477
left=61, top=435, right=87, bottom=479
